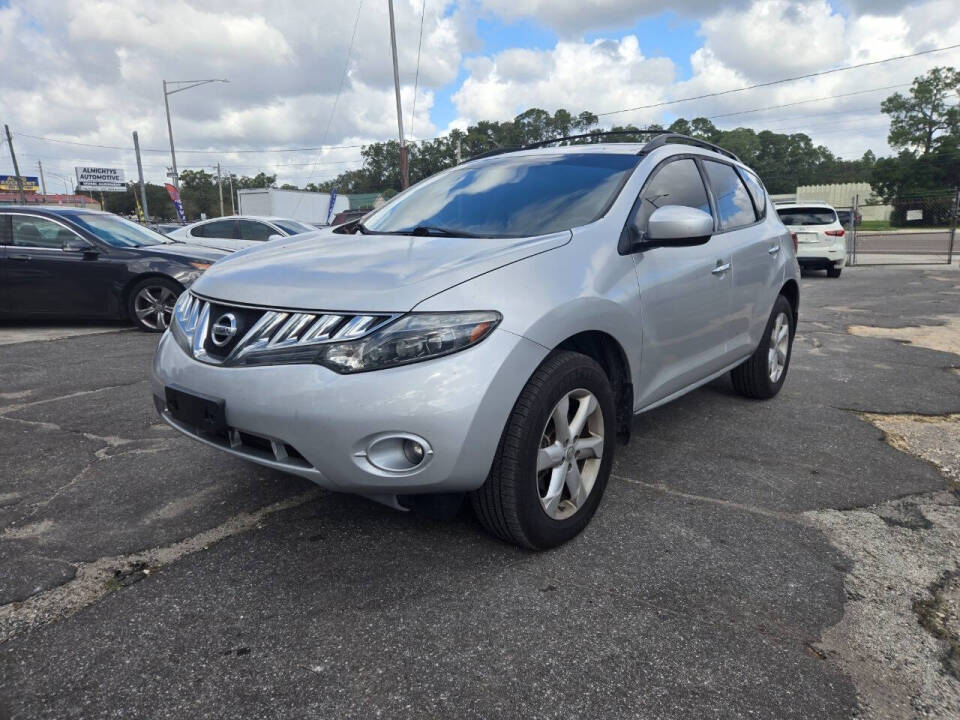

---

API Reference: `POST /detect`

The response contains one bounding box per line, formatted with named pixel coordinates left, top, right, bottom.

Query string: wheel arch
left=555, top=330, right=633, bottom=443
left=779, top=279, right=799, bottom=336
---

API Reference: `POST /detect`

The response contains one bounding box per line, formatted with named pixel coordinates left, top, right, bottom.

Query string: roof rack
left=464, top=130, right=740, bottom=163
left=639, top=133, right=740, bottom=162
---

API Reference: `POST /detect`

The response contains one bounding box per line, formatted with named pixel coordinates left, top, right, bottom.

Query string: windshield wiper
left=406, top=225, right=479, bottom=238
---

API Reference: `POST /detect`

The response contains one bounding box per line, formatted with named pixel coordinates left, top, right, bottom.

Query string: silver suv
left=152, top=133, right=800, bottom=549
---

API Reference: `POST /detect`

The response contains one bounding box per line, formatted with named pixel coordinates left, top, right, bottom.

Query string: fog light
left=403, top=439, right=425, bottom=465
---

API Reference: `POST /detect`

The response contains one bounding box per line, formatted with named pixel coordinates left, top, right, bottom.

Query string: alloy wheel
left=767, top=311, right=790, bottom=383
left=536, top=388, right=605, bottom=520
left=134, top=286, right=177, bottom=331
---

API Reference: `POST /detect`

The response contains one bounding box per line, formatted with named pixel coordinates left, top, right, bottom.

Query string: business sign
left=165, top=183, right=185, bottom=223
left=75, top=166, right=126, bottom=192
left=0, top=174, right=40, bottom=193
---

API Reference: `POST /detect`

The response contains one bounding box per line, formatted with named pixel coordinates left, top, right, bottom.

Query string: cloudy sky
left=1, top=0, right=959, bottom=190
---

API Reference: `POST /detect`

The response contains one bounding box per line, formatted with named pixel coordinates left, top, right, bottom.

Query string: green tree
left=881, top=66, right=960, bottom=154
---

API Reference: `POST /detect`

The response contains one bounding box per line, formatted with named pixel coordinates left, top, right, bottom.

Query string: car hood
left=189, top=229, right=572, bottom=312
left=137, top=243, right=229, bottom=262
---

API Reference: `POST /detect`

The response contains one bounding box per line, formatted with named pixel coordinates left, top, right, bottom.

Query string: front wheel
left=470, top=351, right=616, bottom=550
left=127, top=277, right=182, bottom=332
left=731, top=295, right=794, bottom=399
left=827, top=266, right=842, bottom=278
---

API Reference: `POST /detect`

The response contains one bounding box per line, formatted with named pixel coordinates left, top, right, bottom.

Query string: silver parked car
left=152, top=133, right=800, bottom=549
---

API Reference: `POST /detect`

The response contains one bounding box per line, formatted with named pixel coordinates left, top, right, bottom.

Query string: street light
left=162, top=78, right=229, bottom=192
left=47, top=172, right=72, bottom=194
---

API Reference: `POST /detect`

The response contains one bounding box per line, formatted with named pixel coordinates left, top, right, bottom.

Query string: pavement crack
left=0, top=489, right=322, bottom=644
left=612, top=474, right=797, bottom=520
left=0, top=379, right=147, bottom=416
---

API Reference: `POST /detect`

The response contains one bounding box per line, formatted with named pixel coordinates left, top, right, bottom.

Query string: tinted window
left=272, top=219, right=314, bottom=235
left=69, top=214, right=167, bottom=247
left=776, top=207, right=838, bottom=226
left=193, top=219, right=238, bottom=239
left=238, top=220, right=275, bottom=241
left=633, top=158, right=711, bottom=235
left=363, top=153, right=640, bottom=238
left=11, top=216, right=79, bottom=249
left=738, top=168, right=766, bottom=218
left=703, top=161, right=757, bottom=230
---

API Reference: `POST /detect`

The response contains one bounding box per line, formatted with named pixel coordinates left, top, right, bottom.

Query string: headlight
left=189, top=261, right=212, bottom=271
left=313, top=311, right=501, bottom=373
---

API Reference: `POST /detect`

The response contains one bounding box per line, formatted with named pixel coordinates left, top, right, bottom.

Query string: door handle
left=768, top=245, right=781, bottom=255
left=711, top=262, right=731, bottom=275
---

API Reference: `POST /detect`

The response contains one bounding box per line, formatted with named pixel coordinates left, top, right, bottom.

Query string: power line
left=706, top=83, right=912, bottom=120
left=410, top=0, right=427, bottom=139
left=596, top=42, right=960, bottom=117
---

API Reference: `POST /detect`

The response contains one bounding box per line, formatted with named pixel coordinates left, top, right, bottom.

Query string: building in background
left=795, top=182, right=892, bottom=221
left=0, top=192, right=100, bottom=210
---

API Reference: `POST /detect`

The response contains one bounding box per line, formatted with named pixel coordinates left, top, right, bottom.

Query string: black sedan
left=0, top=207, right=226, bottom=332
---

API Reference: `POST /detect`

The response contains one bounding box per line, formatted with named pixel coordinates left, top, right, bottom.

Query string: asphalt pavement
left=1, top=265, right=959, bottom=719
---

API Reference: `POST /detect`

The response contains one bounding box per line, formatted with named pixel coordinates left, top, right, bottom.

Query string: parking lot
left=1, top=265, right=959, bottom=718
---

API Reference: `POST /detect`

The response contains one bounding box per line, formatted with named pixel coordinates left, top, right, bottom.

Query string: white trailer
left=237, top=188, right=350, bottom=225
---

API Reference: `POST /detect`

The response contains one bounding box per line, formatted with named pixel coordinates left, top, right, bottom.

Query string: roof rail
left=640, top=133, right=740, bottom=162
left=463, top=130, right=741, bottom=163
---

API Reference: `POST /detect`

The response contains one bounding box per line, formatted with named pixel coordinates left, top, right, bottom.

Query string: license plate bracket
left=164, top=385, right=227, bottom=434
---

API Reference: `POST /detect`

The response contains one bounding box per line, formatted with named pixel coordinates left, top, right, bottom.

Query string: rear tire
left=827, top=266, right=842, bottom=278
left=731, top=295, right=794, bottom=400
left=470, top=351, right=615, bottom=550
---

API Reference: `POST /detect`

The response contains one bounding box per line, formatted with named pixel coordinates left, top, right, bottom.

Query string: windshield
left=777, top=207, right=837, bottom=226
left=273, top=219, right=315, bottom=235
left=362, top=153, right=641, bottom=238
left=70, top=214, right=171, bottom=247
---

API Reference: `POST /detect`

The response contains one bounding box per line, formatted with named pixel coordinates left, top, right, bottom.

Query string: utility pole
left=216, top=162, right=224, bottom=216
left=163, top=78, right=230, bottom=193
left=227, top=172, right=236, bottom=214
left=4, top=124, right=27, bottom=203
left=37, top=160, right=47, bottom=196
left=133, top=131, right=150, bottom=223
left=388, top=0, right=409, bottom=189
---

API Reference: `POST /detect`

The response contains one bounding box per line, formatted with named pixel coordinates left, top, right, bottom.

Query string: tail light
left=790, top=232, right=798, bottom=252
left=825, top=229, right=845, bottom=237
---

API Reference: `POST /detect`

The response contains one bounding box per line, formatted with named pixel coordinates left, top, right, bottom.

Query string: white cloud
left=452, top=36, right=675, bottom=126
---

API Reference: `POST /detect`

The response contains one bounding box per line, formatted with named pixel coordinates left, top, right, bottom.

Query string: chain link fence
left=846, top=189, right=959, bottom=266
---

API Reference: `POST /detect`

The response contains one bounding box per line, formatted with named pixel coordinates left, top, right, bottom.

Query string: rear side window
left=777, top=208, right=838, bottom=226
left=737, top=168, right=766, bottom=218
left=632, top=158, right=712, bottom=236
left=238, top=220, right=276, bottom=241
left=702, top=161, right=757, bottom=230
left=193, top=219, right=238, bottom=238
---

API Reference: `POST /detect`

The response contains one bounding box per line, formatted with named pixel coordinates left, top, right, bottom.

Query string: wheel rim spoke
left=574, top=435, right=603, bottom=460
left=135, top=305, right=154, bottom=320
left=542, top=464, right=567, bottom=516
left=565, top=462, right=587, bottom=508
left=537, top=443, right=564, bottom=472
left=551, top=394, right=571, bottom=444
left=568, top=393, right=597, bottom=439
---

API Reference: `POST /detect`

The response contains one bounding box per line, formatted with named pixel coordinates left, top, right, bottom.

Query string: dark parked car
left=836, top=209, right=862, bottom=228
left=0, top=207, right=226, bottom=332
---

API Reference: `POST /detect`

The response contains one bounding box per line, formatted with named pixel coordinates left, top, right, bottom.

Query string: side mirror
left=63, top=236, right=94, bottom=253
left=621, top=205, right=714, bottom=254
left=647, top=205, right=714, bottom=245
left=267, top=234, right=283, bottom=242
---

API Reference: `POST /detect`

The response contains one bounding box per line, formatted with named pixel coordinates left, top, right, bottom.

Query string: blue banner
left=326, top=189, right=338, bottom=224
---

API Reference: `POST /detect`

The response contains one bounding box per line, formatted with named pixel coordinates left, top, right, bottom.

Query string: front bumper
left=151, top=328, right=547, bottom=495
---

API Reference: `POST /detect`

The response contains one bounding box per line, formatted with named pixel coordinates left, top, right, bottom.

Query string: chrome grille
left=173, top=292, right=396, bottom=366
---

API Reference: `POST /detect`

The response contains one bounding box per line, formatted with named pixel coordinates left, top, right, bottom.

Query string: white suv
left=153, top=133, right=800, bottom=549
left=775, top=203, right=846, bottom=278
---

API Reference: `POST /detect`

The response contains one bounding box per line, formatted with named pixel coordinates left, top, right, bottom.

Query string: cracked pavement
left=1, top=265, right=959, bottom=718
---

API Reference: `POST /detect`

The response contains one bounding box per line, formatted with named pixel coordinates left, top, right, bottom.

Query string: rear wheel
left=731, top=295, right=794, bottom=399
left=470, top=351, right=615, bottom=550
left=128, top=277, right=181, bottom=332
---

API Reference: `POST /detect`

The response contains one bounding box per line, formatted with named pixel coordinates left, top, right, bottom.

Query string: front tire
left=127, top=277, right=182, bottom=333
left=470, top=351, right=616, bottom=550
left=827, top=266, right=842, bottom=278
left=731, top=295, right=794, bottom=399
